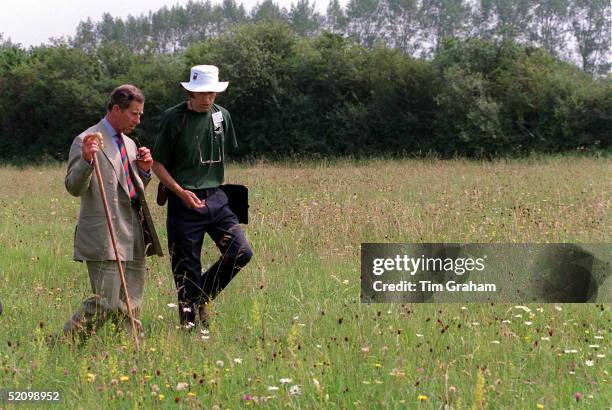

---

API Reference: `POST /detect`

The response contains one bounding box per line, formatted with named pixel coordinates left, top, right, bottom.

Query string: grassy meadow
left=0, top=156, right=610, bottom=409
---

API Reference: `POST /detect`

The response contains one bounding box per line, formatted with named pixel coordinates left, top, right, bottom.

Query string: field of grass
left=0, top=157, right=610, bottom=409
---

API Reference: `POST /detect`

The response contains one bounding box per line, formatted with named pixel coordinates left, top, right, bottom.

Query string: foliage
left=0, top=23, right=610, bottom=162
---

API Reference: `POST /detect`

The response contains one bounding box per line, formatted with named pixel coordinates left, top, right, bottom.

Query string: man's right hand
left=180, top=189, right=206, bottom=209
left=82, top=133, right=102, bottom=163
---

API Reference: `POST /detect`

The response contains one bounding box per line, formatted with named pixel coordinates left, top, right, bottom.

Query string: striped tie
left=114, top=134, right=137, bottom=199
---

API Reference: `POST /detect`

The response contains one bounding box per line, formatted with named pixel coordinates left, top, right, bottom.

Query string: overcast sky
left=0, top=0, right=337, bottom=48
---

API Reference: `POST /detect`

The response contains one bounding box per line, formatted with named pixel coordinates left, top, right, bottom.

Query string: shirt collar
left=102, top=117, right=119, bottom=138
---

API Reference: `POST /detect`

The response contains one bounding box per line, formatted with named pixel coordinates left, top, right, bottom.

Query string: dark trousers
left=167, top=187, right=252, bottom=324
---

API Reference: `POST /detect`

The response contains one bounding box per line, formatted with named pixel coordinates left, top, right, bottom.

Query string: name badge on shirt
left=212, top=111, right=224, bottom=127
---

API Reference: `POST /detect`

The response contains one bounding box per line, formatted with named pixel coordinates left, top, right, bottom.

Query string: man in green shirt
left=152, top=65, right=252, bottom=329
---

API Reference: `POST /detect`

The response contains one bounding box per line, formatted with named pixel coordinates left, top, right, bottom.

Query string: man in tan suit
left=61, top=84, right=162, bottom=342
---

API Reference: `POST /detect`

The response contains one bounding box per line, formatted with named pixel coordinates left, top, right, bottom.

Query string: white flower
left=267, top=386, right=279, bottom=391
left=200, top=329, right=210, bottom=335
left=594, top=335, right=604, bottom=340
left=524, top=321, right=533, bottom=326
left=201, top=335, right=210, bottom=340
left=461, top=306, right=468, bottom=311
left=289, top=385, right=302, bottom=396
left=514, top=306, right=532, bottom=313
left=215, top=360, right=224, bottom=367
left=502, top=320, right=512, bottom=324
left=157, top=315, right=164, bottom=320
left=490, top=340, right=500, bottom=344
left=541, top=337, right=550, bottom=341
left=585, top=360, right=595, bottom=367
left=233, top=358, right=243, bottom=364
left=280, top=378, right=292, bottom=384
left=589, top=344, right=600, bottom=349
left=176, top=382, right=189, bottom=391
left=564, top=349, right=578, bottom=354
left=596, top=354, right=605, bottom=358
left=167, top=303, right=177, bottom=308
left=416, top=333, right=423, bottom=337
left=554, top=305, right=562, bottom=311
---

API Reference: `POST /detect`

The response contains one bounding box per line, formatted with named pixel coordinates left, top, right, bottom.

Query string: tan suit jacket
left=65, top=120, right=163, bottom=261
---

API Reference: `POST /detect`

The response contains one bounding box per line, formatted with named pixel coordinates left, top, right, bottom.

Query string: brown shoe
left=197, top=304, right=210, bottom=329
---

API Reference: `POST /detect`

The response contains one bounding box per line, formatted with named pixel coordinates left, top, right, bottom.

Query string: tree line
left=0, top=22, right=610, bottom=162
left=42, top=0, right=612, bottom=75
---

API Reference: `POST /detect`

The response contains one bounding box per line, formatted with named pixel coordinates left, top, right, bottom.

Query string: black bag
left=220, top=184, right=249, bottom=224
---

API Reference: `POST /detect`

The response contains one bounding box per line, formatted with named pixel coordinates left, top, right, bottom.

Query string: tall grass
left=0, top=157, right=609, bottom=408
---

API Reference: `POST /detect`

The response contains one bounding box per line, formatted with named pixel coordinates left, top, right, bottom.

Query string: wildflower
left=389, top=368, right=405, bottom=377
left=242, top=394, right=254, bottom=401
left=158, top=394, right=165, bottom=401
left=585, top=360, right=594, bottom=367
left=554, top=305, right=562, bottom=311
left=167, top=303, right=177, bottom=308
left=267, top=386, right=279, bottom=391
left=215, top=360, right=224, bottom=367
left=416, top=333, right=423, bottom=338
left=234, top=358, right=243, bottom=364
left=597, top=354, right=605, bottom=358
left=575, top=392, right=582, bottom=402
left=361, top=346, right=370, bottom=352
left=541, top=337, right=550, bottom=341
left=594, top=335, right=604, bottom=340
left=564, top=349, right=578, bottom=354
left=490, top=340, right=500, bottom=344
left=119, top=376, right=129, bottom=382
left=279, top=378, right=292, bottom=384
left=187, top=392, right=196, bottom=397
left=589, top=344, right=600, bottom=348
left=537, top=403, right=544, bottom=409
left=524, top=321, right=533, bottom=326
left=176, top=382, right=189, bottom=390
left=86, top=373, right=96, bottom=383
left=149, top=347, right=157, bottom=352
left=374, top=363, right=382, bottom=368
left=514, top=306, right=531, bottom=313
left=289, top=385, right=301, bottom=396
left=417, top=394, right=428, bottom=401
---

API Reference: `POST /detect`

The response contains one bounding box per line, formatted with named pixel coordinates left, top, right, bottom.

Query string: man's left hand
left=137, top=146, right=153, bottom=172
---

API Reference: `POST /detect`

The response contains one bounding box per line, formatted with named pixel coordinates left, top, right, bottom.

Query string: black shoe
left=178, top=302, right=196, bottom=330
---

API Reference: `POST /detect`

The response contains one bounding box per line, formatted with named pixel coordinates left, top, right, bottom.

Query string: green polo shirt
left=153, top=102, right=237, bottom=189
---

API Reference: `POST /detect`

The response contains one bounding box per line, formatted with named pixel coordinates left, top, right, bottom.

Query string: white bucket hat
left=181, top=65, right=229, bottom=93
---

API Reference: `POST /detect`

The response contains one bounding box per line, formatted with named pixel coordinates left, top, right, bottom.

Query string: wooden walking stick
left=87, top=133, right=140, bottom=350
